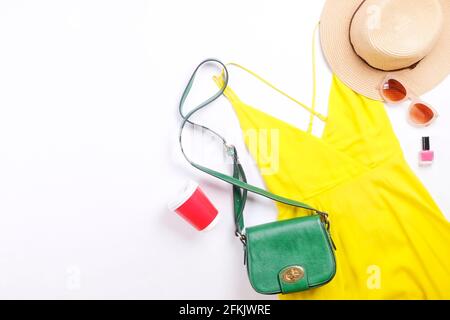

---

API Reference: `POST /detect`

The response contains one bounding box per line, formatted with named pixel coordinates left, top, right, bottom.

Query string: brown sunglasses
left=379, top=75, right=438, bottom=127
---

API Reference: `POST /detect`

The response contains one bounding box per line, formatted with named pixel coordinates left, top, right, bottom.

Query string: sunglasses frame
left=379, top=74, right=438, bottom=127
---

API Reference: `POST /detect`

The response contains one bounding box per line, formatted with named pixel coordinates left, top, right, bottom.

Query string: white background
left=0, top=0, right=448, bottom=299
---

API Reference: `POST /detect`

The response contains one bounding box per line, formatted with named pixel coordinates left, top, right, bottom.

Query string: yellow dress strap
left=212, top=71, right=241, bottom=103
left=307, top=23, right=319, bottom=133
left=223, top=62, right=327, bottom=123
left=213, top=23, right=326, bottom=128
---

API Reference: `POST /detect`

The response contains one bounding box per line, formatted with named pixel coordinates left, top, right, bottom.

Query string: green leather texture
left=246, top=215, right=336, bottom=295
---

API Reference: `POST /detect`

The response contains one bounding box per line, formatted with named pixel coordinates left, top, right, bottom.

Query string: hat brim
left=320, top=0, right=450, bottom=101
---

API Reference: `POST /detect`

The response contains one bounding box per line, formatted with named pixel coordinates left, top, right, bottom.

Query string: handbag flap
left=245, top=215, right=336, bottom=294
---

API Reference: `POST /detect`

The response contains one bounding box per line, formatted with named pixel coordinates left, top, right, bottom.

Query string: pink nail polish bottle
left=419, top=137, right=434, bottom=166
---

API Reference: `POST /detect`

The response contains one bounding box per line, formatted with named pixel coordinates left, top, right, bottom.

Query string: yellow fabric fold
left=217, top=73, right=450, bottom=299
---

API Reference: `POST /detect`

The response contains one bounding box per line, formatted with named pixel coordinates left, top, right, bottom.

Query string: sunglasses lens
left=410, top=103, right=435, bottom=125
left=382, top=79, right=407, bottom=102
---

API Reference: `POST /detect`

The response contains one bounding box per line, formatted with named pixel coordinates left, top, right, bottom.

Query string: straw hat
left=320, top=0, right=450, bottom=100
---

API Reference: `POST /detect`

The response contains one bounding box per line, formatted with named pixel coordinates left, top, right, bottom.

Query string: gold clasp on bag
left=281, top=266, right=305, bottom=283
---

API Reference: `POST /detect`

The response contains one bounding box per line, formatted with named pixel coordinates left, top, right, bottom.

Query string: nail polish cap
left=422, top=137, right=430, bottom=151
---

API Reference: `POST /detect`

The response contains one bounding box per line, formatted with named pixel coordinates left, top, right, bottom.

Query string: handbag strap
left=178, top=59, right=329, bottom=241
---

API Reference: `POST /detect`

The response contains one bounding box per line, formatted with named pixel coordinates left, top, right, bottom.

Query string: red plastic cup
left=168, top=181, right=219, bottom=231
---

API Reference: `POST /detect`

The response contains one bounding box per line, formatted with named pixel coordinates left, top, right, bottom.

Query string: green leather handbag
left=245, top=215, right=336, bottom=294
left=179, top=59, right=337, bottom=295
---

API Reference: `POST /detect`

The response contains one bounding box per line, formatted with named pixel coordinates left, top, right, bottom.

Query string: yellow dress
left=215, top=73, right=450, bottom=299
